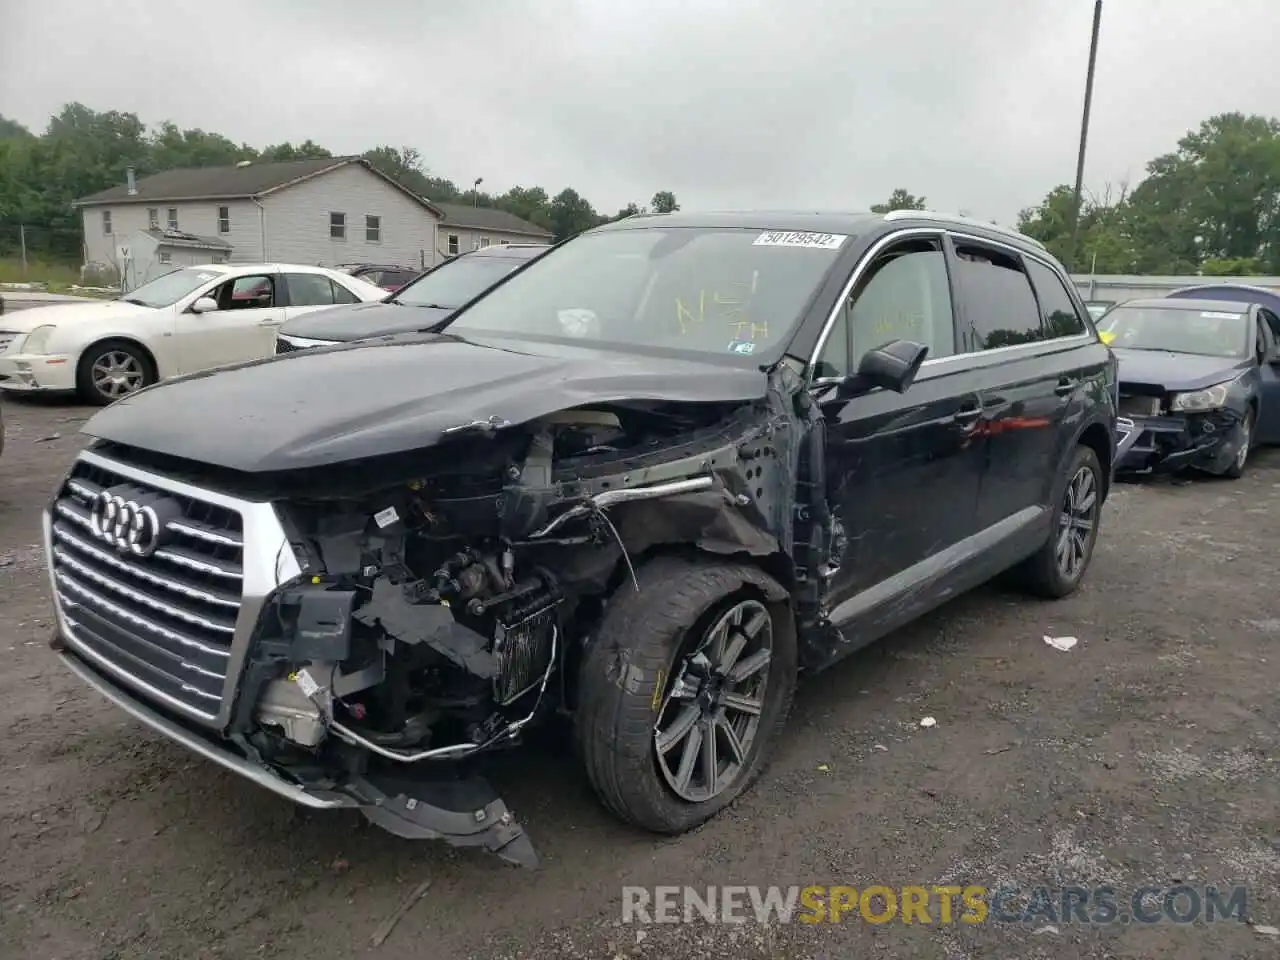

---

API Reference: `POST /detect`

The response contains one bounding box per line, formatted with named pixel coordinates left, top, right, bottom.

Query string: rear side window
left=1025, top=259, right=1086, bottom=339
left=286, top=273, right=337, bottom=307
left=951, top=241, right=1042, bottom=352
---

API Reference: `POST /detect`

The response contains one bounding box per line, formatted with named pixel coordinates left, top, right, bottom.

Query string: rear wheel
left=76, top=340, right=154, bottom=405
left=575, top=556, right=797, bottom=834
left=1013, top=444, right=1103, bottom=599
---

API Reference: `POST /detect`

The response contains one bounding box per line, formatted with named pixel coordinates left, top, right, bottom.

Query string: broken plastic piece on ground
left=1043, top=635, right=1079, bottom=652
left=817, top=763, right=830, bottom=772
left=919, top=717, right=937, bottom=728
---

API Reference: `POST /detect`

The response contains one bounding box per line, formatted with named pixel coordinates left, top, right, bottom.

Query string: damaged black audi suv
left=42, top=209, right=1117, bottom=868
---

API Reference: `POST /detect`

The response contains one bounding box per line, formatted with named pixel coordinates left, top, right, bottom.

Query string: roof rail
left=881, top=208, right=1046, bottom=250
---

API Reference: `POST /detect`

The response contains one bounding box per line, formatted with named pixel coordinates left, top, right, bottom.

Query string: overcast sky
left=2, top=0, right=1277, bottom=224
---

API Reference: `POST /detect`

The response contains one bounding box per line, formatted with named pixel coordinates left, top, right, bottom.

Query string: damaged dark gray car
left=44, top=211, right=1116, bottom=868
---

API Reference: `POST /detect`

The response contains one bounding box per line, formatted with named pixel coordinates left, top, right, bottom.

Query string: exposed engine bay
left=207, top=372, right=841, bottom=866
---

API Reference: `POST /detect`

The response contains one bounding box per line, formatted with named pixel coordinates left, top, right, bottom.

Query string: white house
left=434, top=202, right=553, bottom=256
left=74, top=157, right=448, bottom=284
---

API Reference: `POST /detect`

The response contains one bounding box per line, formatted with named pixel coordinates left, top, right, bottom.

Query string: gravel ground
left=1, top=394, right=1278, bottom=960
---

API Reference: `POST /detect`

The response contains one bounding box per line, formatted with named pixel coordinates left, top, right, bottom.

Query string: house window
left=148, top=208, right=159, bottom=229
left=217, top=206, right=230, bottom=234
left=102, top=211, right=112, bottom=234
left=167, top=208, right=179, bottom=230
left=500, top=239, right=510, bottom=246
left=158, top=251, right=172, bottom=264
left=472, top=237, right=481, bottom=251
left=365, top=215, right=381, bottom=243
left=447, top=234, right=459, bottom=255
left=479, top=237, right=491, bottom=248
left=330, top=212, right=346, bottom=240
left=212, top=253, right=228, bottom=264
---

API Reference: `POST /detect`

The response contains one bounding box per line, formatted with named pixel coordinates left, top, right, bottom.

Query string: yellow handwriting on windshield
left=675, top=281, right=765, bottom=339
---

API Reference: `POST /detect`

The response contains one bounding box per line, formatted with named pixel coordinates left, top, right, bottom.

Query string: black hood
left=1112, top=348, right=1250, bottom=392
left=278, top=301, right=454, bottom=341
left=82, top=335, right=767, bottom=472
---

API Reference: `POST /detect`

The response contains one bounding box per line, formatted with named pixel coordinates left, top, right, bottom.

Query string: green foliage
left=1018, top=112, right=1280, bottom=275
left=870, top=189, right=927, bottom=214
left=0, top=103, right=682, bottom=263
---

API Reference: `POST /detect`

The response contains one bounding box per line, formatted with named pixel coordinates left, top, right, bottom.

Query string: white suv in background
left=0, top=264, right=387, bottom=405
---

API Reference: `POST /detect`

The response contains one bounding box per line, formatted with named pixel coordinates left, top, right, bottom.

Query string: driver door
left=818, top=234, right=988, bottom=624
left=176, top=272, right=285, bottom=373
left=1255, top=307, right=1280, bottom=444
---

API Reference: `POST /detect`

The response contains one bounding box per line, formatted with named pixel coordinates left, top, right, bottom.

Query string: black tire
left=574, top=555, right=797, bottom=835
left=1013, top=444, right=1104, bottom=599
left=1222, top=409, right=1254, bottom=480
left=76, top=339, right=155, bottom=406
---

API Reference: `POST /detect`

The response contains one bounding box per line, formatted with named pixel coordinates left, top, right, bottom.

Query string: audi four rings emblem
left=89, top=490, right=165, bottom=556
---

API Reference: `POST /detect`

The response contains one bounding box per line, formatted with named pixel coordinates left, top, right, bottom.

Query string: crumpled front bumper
left=53, top=636, right=541, bottom=868
left=1114, top=409, right=1242, bottom=475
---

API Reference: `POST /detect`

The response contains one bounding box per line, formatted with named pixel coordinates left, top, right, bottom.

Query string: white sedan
left=0, top=263, right=388, bottom=404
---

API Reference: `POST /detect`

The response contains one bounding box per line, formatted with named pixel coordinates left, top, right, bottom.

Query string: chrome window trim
left=806, top=227, right=1098, bottom=382
left=44, top=448, right=303, bottom=729
left=278, top=334, right=338, bottom=349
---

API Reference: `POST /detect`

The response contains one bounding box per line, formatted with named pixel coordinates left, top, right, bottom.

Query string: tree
left=870, top=189, right=926, bottom=214
left=548, top=188, right=603, bottom=241
left=650, top=191, right=679, bottom=213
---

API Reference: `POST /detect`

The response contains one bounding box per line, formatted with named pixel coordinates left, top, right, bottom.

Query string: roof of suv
left=591, top=209, right=1048, bottom=255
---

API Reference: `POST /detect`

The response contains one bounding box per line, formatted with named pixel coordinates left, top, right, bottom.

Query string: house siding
left=260, top=163, right=439, bottom=269
left=439, top=224, right=551, bottom=258
left=81, top=199, right=262, bottom=269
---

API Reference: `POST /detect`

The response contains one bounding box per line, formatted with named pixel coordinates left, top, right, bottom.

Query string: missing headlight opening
left=54, top=373, right=829, bottom=870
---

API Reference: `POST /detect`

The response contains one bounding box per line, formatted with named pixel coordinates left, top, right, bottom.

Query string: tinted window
left=952, top=242, right=1042, bottom=351
left=1025, top=259, right=1086, bottom=338
left=332, top=280, right=359, bottom=304
left=447, top=228, right=848, bottom=360
left=287, top=273, right=337, bottom=307
left=820, top=239, right=954, bottom=377
left=219, top=275, right=275, bottom=310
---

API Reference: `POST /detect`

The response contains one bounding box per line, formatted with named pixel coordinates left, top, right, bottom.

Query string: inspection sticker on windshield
left=727, top=340, right=757, bottom=355
left=753, top=231, right=848, bottom=250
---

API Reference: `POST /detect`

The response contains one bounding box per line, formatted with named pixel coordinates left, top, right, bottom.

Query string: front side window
left=366, top=215, right=381, bottom=243
left=1025, top=258, right=1086, bottom=339
left=217, top=206, right=230, bottom=234
left=167, top=208, right=179, bottom=231
left=330, top=212, right=346, bottom=240
left=332, top=279, right=360, bottom=304
left=446, top=227, right=848, bottom=361
left=951, top=241, right=1042, bottom=351
left=1097, top=305, right=1250, bottom=359
left=121, top=267, right=224, bottom=307
left=219, top=275, right=276, bottom=310
left=826, top=237, right=955, bottom=376
left=286, top=273, right=338, bottom=307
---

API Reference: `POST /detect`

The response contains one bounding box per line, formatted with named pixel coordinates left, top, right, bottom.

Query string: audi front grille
left=45, top=449, right=301, bottom=727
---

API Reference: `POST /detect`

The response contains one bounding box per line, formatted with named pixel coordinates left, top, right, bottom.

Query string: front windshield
left=444, top=227, right=849, bottom=359
left=394, top=255, right=531, bottom=308
left=1098, top=305, right=1249, bottom=358
left=123, top=268, right=224, bottom=308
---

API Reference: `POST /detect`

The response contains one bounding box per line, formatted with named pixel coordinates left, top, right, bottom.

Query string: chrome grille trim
left=44, top=448, right=303, bottom=729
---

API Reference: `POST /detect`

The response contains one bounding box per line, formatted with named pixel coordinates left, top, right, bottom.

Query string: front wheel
left=1221, top=409, right=1254, bottom=479
left=1013, top=444, right=1104, bottom=599
left=575, top=556, right=797, bottom=834
left=76, top=339, right=154, bottom=405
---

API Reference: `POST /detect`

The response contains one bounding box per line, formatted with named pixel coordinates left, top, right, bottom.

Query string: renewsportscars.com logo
left=621, top=884, right=1250, bottom=926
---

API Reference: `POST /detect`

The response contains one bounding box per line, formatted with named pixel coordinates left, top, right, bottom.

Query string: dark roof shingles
left=434, top=202, right=551, bottom=237
left=76, top=157, right=357, bottom=204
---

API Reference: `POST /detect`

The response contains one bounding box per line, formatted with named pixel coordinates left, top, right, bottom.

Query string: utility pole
left=19, top=224, right=27, bottom=275
left=1065, top=0, right=1103, bottom=272
left=472, top=177, right=483, bottom=207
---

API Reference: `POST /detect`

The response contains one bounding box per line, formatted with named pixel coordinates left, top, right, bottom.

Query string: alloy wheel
left=91, top=351, right=145, bottom=399
left=1056, top=464, right=1098, bottom=581
left=654, top=599, right=773, bottom=803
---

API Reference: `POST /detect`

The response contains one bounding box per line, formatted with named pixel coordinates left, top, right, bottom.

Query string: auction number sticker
left=1200, top=311, right=1241, bottom=319
left=753, top=231, right=848, bottom=249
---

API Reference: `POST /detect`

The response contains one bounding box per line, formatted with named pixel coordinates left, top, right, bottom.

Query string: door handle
left=1055, top=377, right=1078, bottom=396
left=953, top=405, right=982, bottom=424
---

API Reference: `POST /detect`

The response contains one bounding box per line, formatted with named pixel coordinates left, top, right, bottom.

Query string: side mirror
left=837, top=340, right=929, bottom=399
left=190, top=297, right=219, bottom=314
